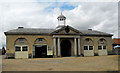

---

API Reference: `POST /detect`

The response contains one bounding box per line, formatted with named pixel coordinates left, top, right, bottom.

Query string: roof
left=4, top=25, right=113, bottom=36
left=52, top=26, right=81, bottom=34
left=113, top=38, right=120, bottom=44
left=5, top=28, right=55, bottom=35
left=79, top=30, right=112, bottom=36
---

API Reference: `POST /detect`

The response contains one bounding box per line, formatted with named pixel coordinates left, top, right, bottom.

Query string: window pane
left=100, top=39, right=103, bottom=42
left=22, top=46, right=28, bottom=51
left=86, top=39, right=90, bottom=43
left=89, top=46, right=93, bottom=50
left=100, top=39, right=104, bottom=43
left=38, top=38, right=43, bottom=42
left=15, top=46, right=21, bottom=51
left=84, top=46, right=88, bottom=50
left=19, top=39, right=24, bottom=43
left=103, top=46, right=106, bottom=49
left=98, top=46, right=102, bottom=50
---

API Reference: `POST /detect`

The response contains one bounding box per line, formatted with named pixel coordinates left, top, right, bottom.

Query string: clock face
left=65, top=27, right=70, bottom=33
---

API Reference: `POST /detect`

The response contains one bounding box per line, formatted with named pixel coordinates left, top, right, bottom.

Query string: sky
left=0, top=0, right=119, bottom=49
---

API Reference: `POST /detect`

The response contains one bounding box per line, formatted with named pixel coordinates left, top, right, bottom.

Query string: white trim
left=78, top=38, right=81, bottom=55
left=15, top=46, right=21, bottom=52
left=74, top=38, right=77, bottom=56
left=84, top=45, right=94, bottom=57
left=15, top=45, right=29, bottom=52
left=15, top=45, right=28, bottom=46
left=34, top=44, right=47, bottom=46
left=53, top=35, right=80, bottom=38
left=98, top=45, right=107, bottom=50
left=84, top=45, right=94, bottom=50
left=57, top=38, right=61, bottom=56
left=15, top=45, right=29, bottom=59
left=53, top=38, right=57, bottom=56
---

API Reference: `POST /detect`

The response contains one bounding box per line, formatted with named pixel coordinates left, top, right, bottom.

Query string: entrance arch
left=14, top=38, right=28, bottom=59
left=33, top=38, right=48, bottom=58
left=60, top=40, right=71, bottom=57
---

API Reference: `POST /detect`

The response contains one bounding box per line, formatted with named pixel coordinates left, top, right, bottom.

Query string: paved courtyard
left=2, top=55, right=119, bottom=71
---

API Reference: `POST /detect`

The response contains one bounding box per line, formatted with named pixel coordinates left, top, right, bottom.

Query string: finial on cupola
left=61, top=12, right=62, bottom=15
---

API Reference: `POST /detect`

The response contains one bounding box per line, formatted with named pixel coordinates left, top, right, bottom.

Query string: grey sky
left=0, top=1, right=118, bottom=49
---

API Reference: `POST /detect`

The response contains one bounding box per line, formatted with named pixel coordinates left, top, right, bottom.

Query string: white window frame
left=15, top=45, right=28, bottom=52
left=84, top=45, right=94, bottom=50
left=98, top=45, right=107, bottom=50
left=84, top=45, right=89, bottom=50
left=22, top=46, right=28, bottom=51
left=89, top=45, right=94, bottom=50
left=15, top=46, right=21, bottom=51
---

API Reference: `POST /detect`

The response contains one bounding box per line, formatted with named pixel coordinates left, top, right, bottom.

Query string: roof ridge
left=18, top=28, right=55, bottom=29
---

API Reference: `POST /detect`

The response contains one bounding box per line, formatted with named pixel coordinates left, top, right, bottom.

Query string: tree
left=2, top=47, right=6, bottom=55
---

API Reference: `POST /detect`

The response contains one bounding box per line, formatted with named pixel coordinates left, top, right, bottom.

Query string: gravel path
left=2, top=55, right=119, bottom=71
left=0, top=56, right=2, bottom=72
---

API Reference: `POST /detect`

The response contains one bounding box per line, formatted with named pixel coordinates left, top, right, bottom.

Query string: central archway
left=60, top=40, right=71, bottom=57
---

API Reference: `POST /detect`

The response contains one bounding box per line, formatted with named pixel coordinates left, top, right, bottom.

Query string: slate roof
left=79, top=30, right=112, bottom=36
left=5, top=28, right=55, bottom=35
left=4, top=26, right=113, bottom=36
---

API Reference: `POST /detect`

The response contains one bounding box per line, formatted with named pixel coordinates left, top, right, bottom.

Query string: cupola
left=56, top=12, right=66, bottom=29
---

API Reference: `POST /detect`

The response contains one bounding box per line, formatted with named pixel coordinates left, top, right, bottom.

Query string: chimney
left=88, top=29, right=92, bottom=31
left=18, top=27, right=24, bottom=29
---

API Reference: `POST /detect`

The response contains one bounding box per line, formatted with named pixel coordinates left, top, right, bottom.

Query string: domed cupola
left=57, top=13, right=66, bottom=19
left=56, top=12, right=66, bottom=29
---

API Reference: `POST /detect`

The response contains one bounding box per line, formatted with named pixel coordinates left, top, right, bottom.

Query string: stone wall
left=6, top=35, right=53, bottom=58
left=6, top=34, right=113, bottom=58
left=80, top=36, right=113, bottom=54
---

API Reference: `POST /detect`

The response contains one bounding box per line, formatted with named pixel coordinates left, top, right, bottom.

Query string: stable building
left=4, top=13, right=113, bottom=59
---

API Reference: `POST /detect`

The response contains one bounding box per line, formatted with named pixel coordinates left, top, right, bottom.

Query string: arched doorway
left=14, top=38, right=28, bottom=59
left=83, top=38, right=94, bottom=56
left=60, top=40, right=71, bottom=57
left=98, top=38, right=107, bottom=56
left=33, top=38, right=48, bottom=58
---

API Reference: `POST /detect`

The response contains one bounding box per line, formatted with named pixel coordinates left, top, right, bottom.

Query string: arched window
left=14, top=38, right=28, bottom=52
left=98, top=38, right=107, bottom=50
left=14, top=38, right=28, bottom=45
left=84, top=38, right=94, bottom=50
left=34, top=38, right=47, bottom=44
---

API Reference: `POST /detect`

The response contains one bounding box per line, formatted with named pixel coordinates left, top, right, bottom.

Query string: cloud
left=65, top=2, right=118, bottom=36
left=0, top=2, right=118, bottom=48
